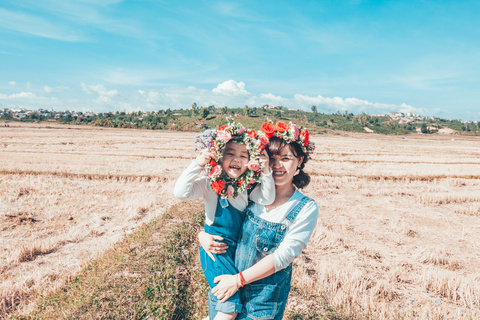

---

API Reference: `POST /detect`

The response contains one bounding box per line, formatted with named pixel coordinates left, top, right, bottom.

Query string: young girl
left=173, top=118, right=275, bottom=320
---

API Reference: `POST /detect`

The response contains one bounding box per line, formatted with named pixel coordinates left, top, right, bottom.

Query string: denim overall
left=201, top=197, right=245, bottom=315
left=235, top=196, right=311, bottom=320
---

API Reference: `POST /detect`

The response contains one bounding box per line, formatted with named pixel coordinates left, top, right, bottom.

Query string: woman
left=199, top=121, right=319, bottom=319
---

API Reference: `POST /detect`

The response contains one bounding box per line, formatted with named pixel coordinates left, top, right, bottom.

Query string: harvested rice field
left=1, top=121, right=479, bottom=319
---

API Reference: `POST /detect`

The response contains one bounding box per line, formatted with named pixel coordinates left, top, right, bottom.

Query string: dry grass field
left=1, top=121, right=480, bottom=319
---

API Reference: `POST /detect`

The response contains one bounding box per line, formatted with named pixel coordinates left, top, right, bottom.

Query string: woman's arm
left=198, top=230, right=228, bottom=262
left=212, top=255, right=275, bottom=303
left=212, top=199, right=319, bottom=302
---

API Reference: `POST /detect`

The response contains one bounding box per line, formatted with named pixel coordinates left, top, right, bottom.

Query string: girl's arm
left=249, top=149, right=275, bottom=205
left=249, top=171, right=275, bottom=205
left=173, top=161, right=206, bottom=200
left=173, top=149, right=217, bottom=200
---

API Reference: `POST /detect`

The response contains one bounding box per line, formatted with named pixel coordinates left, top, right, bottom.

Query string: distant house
left=263, top=105, right=280, bottom=110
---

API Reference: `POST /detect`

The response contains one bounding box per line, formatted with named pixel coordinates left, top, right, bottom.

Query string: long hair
left=266, top=136, right=311, bottom=189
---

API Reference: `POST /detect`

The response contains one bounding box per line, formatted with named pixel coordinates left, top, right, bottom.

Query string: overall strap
left=219, top=197, right=229, bottom=208
left=285, top=195, right=311, bottom=224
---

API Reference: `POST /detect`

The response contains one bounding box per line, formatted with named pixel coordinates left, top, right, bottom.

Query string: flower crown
left=259, top=120, right=315, bottom=158
left=194, top=117, right=266, bottom=199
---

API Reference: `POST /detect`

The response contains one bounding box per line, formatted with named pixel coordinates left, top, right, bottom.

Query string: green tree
left=421, top=123, right=428, bottom=134
left=311, top=105, right=317, bottom=113
left=243, top=105, right=250, bottom=116
left=200, top=107, right=209, bottom=119
left=191, top=102, right=198, bottom=116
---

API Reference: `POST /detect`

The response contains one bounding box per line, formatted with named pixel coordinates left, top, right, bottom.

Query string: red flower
left=247, top=129, right=257, bottom=139
left=212, top=180, right=225, bottom=194
left=259, top=145, right=265, bottom=152
left=261, top=122, right=276, bottom=138
left=209, top=159, right=217, bottom=167
left=218, top=125, right=227, bottom=131
left=300, top=129, right=309, bottom=147
left=275, top=121, right=288, bottom=133
left=237, top=179, right=245, bottom=186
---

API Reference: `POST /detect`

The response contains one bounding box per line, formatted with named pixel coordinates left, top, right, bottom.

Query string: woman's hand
left=212, top=274, right=240, bottom=302
left=258, top=149, right=271, bottom=174
left=195, top=149, right=217, bottom=167
left=198, top=231, right=228, bottom=262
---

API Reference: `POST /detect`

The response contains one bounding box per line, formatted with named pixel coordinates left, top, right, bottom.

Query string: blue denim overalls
left=235, top=195, right=311, bottom=320
left=201, top=197, right=245, bottom=315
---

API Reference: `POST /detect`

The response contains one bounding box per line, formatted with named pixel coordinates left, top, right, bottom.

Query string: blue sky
left=1, top=0, right=479, bottom=120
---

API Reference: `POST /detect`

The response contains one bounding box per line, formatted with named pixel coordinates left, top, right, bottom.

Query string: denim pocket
left=256, top=238, right=278, bottom=255
left=245, top=284, right=279, bottom=320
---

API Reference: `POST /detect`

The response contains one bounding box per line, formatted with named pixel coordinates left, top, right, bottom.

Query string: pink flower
left=208, top=165, right=222, bottom=178
left=238, top=127, right=246, bottom=134
left=259, top=134, right=269, bottom=146
left=290, top=124, right=299, bottom=140
left=247, top=160, right=260, bottom=171
left=227, top=185, right=235, bottom=197
left=217, top=130, right=232, bottom=143
left=249, top=179, right=257, bottom=184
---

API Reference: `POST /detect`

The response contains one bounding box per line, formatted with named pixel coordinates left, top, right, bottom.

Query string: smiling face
left=221, top=141, right=249, bottom=179
left=270, top=146, right=300, bottom=186
left=269, top=144, right=303, bottom=187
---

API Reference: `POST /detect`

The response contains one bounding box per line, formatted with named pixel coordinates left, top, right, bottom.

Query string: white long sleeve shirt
left=249, top=190, right=319, bottom=272
left=173, top=160, right=275, bottom=226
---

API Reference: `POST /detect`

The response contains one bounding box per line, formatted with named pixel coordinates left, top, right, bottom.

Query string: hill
left=2, top=105, right=479, bottom=135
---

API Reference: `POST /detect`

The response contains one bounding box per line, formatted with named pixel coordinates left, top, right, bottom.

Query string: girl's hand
left=258, top=149, right=270, bottom=174
left=195, top=149, right=217, bottom=167
left=198, top=231, right=228, bottom=262
left=212, top=274, right=240, bottom=302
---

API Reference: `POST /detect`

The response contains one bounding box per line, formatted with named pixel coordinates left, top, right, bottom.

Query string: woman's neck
left=266, top=183, right=296, bottom=211
left=275, top=183, right=295, bottom=200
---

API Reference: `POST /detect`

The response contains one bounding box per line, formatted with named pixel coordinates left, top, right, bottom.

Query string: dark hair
left=266, top=136, right=311, bottom=189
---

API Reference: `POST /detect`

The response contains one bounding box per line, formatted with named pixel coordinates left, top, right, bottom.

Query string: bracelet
left=238, top=271, right=245, bottom=287
left=236, top=274, right=241, bottom=289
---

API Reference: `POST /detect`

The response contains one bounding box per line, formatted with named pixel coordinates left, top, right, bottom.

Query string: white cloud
left=212, top=80, right=250, bottom=96
left=0, top=91, right=36, bottom=99
left=0, top=80, right=462, bottom=119
left=81, top=83, right=118, bottom=97
left=9, top=81, right=16, bottom=86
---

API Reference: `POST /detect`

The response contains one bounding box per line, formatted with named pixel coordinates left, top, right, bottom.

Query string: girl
left=199, top=121, right=318, bottom=319
left=174, top=118, right=275, bottom=320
